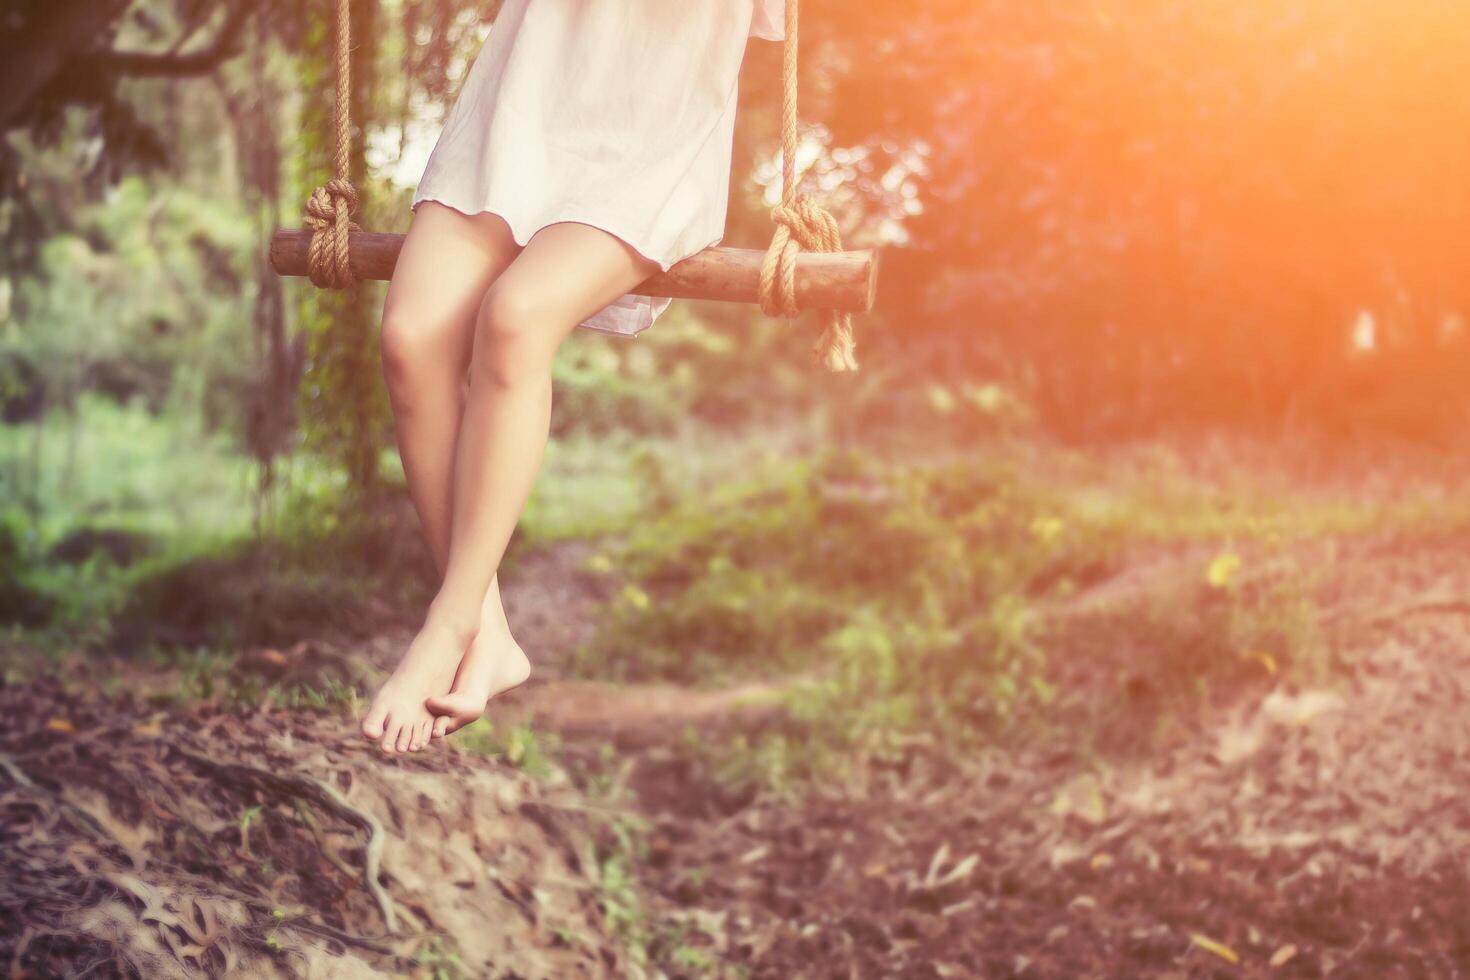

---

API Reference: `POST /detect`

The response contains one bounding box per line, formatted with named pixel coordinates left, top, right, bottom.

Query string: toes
left=431, top=716, right=450, bottom=740
left=426, top=695, right=481, bottom=733
left=361, top=706, right=387, bottom=740
left=395, top=723, right=415, bottom=753
left=409, top=719, right=431, bottom=752
left=378, top=719, right=401, bottom=755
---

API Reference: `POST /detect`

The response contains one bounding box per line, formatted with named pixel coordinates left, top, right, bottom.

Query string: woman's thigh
left=477, top=220, right=660, bottom=356
left=381, top=202, right=524, bottom=366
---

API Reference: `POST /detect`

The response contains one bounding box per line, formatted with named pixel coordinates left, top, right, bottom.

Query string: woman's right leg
left=362, top=202, right=521, bottom=752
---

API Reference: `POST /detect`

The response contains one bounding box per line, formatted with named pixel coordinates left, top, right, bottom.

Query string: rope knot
left=304, top=176, right=360, bottom=289
left=760, top=193, right=859, bottom=373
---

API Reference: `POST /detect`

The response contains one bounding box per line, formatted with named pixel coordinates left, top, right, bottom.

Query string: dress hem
left=411, top=193, right=716, bottom=274
left=410, top=193, right=725, bottom=338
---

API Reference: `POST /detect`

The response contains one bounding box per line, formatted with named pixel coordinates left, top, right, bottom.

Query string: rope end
left=813, top=315, right=859, bottom=373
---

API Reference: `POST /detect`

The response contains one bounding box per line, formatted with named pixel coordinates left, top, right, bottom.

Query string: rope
left=303, top=0, right=360, bottom=289
left=758, top=0, right=859, bottom=372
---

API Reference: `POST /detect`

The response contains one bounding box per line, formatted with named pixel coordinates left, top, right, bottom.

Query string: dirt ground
left=535, top=533, right=1470, bottom=978
left=6, top=533, right=1470, bottom=977
left=0, top=663, right=628, bottom=978
left=652, top=534, right=1470, bottom=978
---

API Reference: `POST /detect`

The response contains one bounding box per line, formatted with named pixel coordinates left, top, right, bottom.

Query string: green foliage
left=591, top=448, right=1119, bottom=666
left=454, top=722, right=562, bottom=780
left=586, top=804, right=717, bottom=979
left=111, top=470, right=433, bottom=654
left=413, top=937, right=468, bottom=980
left=581, top=449, right=1123, bottom=781
left=2, top=170, right=260, bottom=434
left=0, top=509, right=53, bottom=627
left=552, top=320, right=700, bottom=439
left=515, top=435, right=657, bottom=545
left=1151, top=545, right=1329, bottom=701
left=1, top=394, right=256, bottom=546
left=0, top=391, right=434, bottom=651
left=0, top=394, right=258, bottom=645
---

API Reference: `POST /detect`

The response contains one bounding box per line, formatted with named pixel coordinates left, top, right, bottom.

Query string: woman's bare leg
left=360, top=202, right=522, bottom=754
left=418, top=221, right=660, bottom=737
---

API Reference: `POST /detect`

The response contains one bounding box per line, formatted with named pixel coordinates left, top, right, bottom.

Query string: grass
left=563, top=432, right=1470, bottom=796
left=450, top=712, right=712, bottom=979
left=0, top=393, right=447, bottom=654
left=1, top=393, right=257, bottom=549
left=12, top=361, right=1470, bottom=801
left=454, top=720, right=564, bottom=780
left=1017, top=436, right=1470, bottom=544
left=517, top=433, right=654, bottom=544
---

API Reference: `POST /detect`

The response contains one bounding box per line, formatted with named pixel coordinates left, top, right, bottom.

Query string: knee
left=472, top=284, right=556, bottom=389
left=379, top=308, right=420, bottom=387
left=379, top=308, right=445, bottom=395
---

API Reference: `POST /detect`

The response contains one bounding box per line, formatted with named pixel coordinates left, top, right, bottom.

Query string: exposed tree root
left=171, top=747, right=396, bottom=934
left=1, top=680, right=629, bottom=978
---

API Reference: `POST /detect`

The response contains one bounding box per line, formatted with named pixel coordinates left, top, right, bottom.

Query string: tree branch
left=94, top=1, right=257, bottom=78
left=0, top=0, right=132, bottom=131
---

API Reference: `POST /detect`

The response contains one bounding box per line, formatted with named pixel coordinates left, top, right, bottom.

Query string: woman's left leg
left=408, top=221, right=658, bottom=741
left=362, top=204, right=520, bottom=755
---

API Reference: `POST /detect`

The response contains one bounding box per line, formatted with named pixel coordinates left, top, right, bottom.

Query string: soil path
left=499, top=535, right=1470, bottom=977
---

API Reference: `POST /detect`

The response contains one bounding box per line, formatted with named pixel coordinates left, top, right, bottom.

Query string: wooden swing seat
left=269, top=229, right=878, bottom=312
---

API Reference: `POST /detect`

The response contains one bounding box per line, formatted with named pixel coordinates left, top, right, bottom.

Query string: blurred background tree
left=801, top=0, right=1470, bottom=439
left=1, top=0, right=505, bottom=507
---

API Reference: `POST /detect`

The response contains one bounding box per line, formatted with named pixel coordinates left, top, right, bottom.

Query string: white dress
left=412, top=0, right=785, bottom=337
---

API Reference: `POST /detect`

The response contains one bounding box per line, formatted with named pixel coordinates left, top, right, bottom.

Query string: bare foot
left=425, top=626, right=531, bottom=739
left=361, top=619, right=475, bottom=754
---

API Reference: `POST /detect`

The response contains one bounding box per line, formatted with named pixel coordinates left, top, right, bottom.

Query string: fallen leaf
left=932, top=853, right=979, bottom=888
left=1270, top=943, right=1299, bottom=968
left=1029, top=515, right=1065, bottom=543
left=927, top=383, right=958, bottom=415
left=1049, top=773, right=1107, bottom=825
left=1242, top=650, right=1278, bottom=674
left=1090, top=853, right=1114, bottom=871
left=1262, top=689, right=1346, bottom=727
left=45, top=718, right=76, bottom=734
left=924, top=842, right=952, bottom=886
left=1190, top=931, right=1240, bottom=965
left=1206, top=551, right=1242, bottom=588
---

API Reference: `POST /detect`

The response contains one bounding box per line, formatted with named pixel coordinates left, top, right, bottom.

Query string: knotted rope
left=758, top=0, right=859, bottom=372
left=303, top=0, right=360, bottom=289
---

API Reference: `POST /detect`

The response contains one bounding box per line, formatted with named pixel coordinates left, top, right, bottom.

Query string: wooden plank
left=270, top=230, right=878, bottom=313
